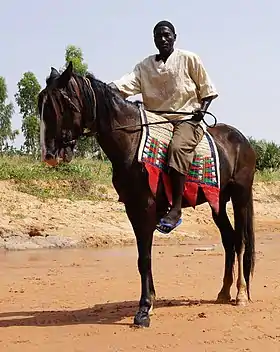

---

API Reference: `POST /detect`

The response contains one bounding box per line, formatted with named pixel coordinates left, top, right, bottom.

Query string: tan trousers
left=168, top=121, right=204, bottom=175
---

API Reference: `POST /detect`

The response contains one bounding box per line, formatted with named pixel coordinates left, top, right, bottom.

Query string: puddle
left=0, top=240, right=223, bottom=267
left=0, top=245, right=139, bottom=265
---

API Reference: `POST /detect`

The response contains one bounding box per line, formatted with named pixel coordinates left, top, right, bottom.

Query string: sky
left=1, top=0, right=280, bottom=146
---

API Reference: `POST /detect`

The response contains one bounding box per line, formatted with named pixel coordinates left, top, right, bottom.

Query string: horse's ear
left=57, top=61, right=73, bottom=88
left=50, top=67, right=60, bottom=79
left=46, top=67, right=60, bottom=86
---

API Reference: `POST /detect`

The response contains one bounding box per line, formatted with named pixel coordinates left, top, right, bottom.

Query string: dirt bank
left=0, top=180, right=279, bottom=250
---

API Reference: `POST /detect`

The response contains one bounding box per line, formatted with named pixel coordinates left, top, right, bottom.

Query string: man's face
left=154, top=26, right=176, bottom=55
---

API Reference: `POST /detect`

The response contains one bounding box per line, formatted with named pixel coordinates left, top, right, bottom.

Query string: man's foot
left=156, top=210, right=182, bottom=234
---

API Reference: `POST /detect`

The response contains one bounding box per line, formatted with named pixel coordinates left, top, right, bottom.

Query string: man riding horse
left=39, top=21, right=255, bottom=326
left=109, top=20, right=219, bottom=234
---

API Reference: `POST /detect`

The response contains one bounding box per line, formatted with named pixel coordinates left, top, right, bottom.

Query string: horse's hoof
left=236, top=289, right=249, bottom=306
left=133, top=310, right=150, bottom=328
left=236, top=298, right=248, bottom=307
left=216, top=293, right=231, bottom=304
left=149, top=304, right=154, bottom=316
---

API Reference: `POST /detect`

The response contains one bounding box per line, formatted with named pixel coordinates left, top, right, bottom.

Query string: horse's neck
left=93, top=85, right=141, bottom=167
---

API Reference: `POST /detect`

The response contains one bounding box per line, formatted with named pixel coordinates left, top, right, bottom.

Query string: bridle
left=40, top=76, right=97, bottom=152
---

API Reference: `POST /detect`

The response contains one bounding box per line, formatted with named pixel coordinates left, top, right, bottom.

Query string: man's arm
left=188, top=53, right=218, bottom=119
left=108, top=63, right=142, bottom=99
left=200, top=95, right=215, bottom=114
left=189, top=54, right=218, bottom=100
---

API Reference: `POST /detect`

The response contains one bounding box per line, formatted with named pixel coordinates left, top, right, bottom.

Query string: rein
left=40, top=76, right=218, bottom=148
left=113, top=109, right=218, bottom=131
left=76, top=82, right=218, bottom=133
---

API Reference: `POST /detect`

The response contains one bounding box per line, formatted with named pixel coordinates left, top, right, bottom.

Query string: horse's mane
left=38, top=70, right=140, bottom=123
left=84, top=73, right=139, bottom=112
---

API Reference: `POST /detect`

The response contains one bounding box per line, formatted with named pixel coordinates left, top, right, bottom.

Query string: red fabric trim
left=144, top=163, right=161, bottom=196
left=183, top=182, right=199, bottom=208
left=143, top=163, right=220, bottom=213
left=201, top=184, right=220, bottom=214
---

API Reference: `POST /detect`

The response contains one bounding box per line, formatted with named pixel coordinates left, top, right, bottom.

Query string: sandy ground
left=0, top=181, right=279, bottom=350
left=0, top=180, right=280, bottom=250
left=0, top=233, right=279, bottom=351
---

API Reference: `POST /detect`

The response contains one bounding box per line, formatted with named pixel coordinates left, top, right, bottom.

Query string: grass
left=0, top=155, right=280, bottom=201
left=255, top=169, right=280, bottom=182
left=0, top=155, right=113, bottom=201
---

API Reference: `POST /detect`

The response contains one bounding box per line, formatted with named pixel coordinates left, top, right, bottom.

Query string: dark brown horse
left=38, top=62, right=256, bottom=328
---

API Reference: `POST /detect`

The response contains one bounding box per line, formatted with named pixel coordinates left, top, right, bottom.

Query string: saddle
left=137, top=104, right=221, bottom=214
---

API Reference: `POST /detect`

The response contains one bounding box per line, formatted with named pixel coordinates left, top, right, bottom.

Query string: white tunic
left=112, top=48, right=218, bottom=130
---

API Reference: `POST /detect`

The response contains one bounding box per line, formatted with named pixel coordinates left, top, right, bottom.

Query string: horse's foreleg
left=125, top=199, right=156, bottom=328
left=135, top=232, right=155, bottom=325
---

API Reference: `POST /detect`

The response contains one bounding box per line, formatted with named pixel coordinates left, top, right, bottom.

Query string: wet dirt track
left=0, top=233, right=279, bottom=352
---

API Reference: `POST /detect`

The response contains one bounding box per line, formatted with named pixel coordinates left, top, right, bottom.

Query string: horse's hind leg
left=231, top=184, right=255, bottom=306
left=232, top=201, right=247, bottom=305
left=211, top=201, right=235, bottom=303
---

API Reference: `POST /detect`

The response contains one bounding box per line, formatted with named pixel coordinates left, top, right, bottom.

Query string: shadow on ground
left=0, top=298, right=230, bottom=328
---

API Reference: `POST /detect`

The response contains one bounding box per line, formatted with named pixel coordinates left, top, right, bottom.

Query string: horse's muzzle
left=44, top=150, right=59, bottom=167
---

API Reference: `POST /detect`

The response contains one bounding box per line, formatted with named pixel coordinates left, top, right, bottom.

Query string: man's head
left=153, top=20, right=177, bottom=57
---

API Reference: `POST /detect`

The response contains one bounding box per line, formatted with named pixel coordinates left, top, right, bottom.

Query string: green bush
left=0, top=155, right=113, bottom=200
left=248, top=137, right=280, bottom=171
left=1, top=137, right=280, bottom=201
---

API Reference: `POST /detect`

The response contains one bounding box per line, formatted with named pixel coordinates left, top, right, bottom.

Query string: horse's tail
left=244, top=186, right=255, bottom=300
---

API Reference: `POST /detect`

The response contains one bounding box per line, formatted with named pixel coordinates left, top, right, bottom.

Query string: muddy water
left=0, top=239, right=220, bottom=263
left=0, top=246, right=137, bottom=262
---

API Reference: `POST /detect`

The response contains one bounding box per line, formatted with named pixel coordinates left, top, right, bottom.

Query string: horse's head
left=38, top=62, right=96, bottom=166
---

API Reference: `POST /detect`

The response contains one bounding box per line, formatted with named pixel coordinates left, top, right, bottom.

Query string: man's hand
left=108, top=82, right=128, bottom=99
left=192, top=107, right=204, bottom=121
left=192, top=96, right=215, bottom=121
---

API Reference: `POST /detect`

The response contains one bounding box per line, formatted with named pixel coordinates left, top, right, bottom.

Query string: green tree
left=63, top=45, right=88, bottom=75
left=15, top=72, right=41, bottom=156
left=0, top=77, right=19, bottom=152
left=248, top=137, right=280, bottom=170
